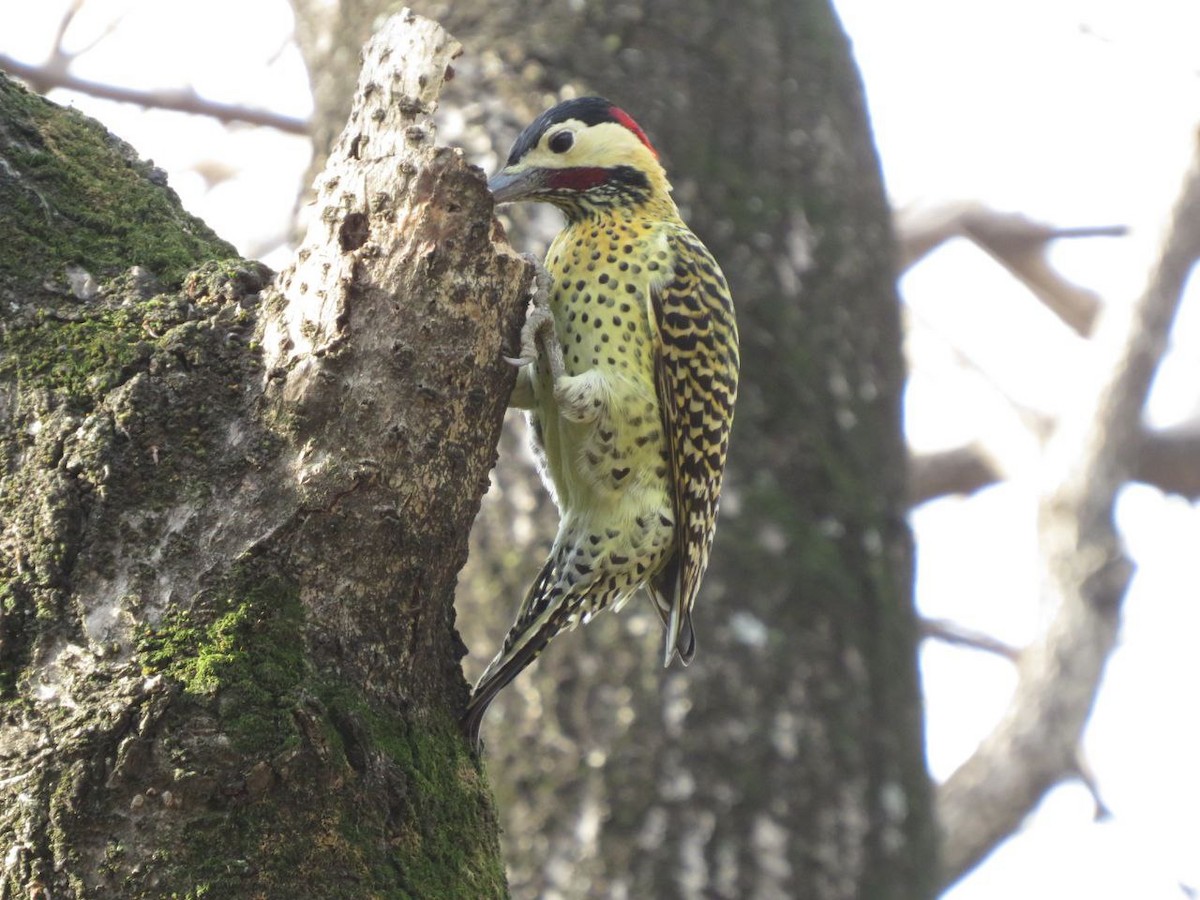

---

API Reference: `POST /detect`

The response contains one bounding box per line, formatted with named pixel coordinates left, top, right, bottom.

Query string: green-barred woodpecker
left=465, top=97, right=739, bottom=746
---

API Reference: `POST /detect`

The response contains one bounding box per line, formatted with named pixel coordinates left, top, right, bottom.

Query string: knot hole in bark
left=339, top=210, right=370, bottom=252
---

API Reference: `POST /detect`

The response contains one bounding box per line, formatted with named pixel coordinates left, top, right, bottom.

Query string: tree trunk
left=291, top=2, right=936, bottom=897
left=1, top=14, right=523, bottom=898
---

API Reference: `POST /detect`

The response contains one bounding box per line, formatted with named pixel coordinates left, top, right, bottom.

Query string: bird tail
left=650, top=554, right=695, bottom=667
left=463, top=551, right=566, bottom=748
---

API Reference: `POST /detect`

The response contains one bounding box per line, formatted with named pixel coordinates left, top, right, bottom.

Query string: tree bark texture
left=1, top=13, right=527, bottom=898
left=292, top=3, right=936, bottom=898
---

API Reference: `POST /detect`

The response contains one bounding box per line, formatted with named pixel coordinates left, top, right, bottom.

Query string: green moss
left=125, top=706, right=505, bottom=898
left=316, top=689, right=507, bottom=899
left=0, top=74, right=235, bottom=293
left=133, top=574, right=505, bottom=898
left=138, top=574, right=306, bottom=756
left=0, top=258, right=267, bottom=407
left=0, top=303, right=150, bottom=399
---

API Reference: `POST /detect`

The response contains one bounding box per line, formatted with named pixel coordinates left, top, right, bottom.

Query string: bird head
left=488, top=97, right=670, bottom=217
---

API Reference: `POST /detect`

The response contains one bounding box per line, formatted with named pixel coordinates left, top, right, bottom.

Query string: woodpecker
left=465, top=97, right=738, bottom=746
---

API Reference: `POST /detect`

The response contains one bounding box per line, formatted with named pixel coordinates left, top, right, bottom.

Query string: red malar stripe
left=548, top=167, right=611, bottom=191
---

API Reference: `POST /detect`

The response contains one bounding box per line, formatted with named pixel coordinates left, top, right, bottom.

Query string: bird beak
left=488, top=167, right=544, bottom=204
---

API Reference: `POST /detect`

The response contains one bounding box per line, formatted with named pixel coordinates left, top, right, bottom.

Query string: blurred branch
left=920, top=617, right=1020, bottom=661
left=934, top=138, right=1200, bottom=890
left=909, top=443, right=1002, bottom=504
left=896, top=202, right=1124, bottom=336
left=0, top=53, right=311, bottom=134
left=910, top=423, right=1200, bottom=505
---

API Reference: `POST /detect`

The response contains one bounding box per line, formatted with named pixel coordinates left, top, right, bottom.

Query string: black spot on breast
left=612, top=467, right=630, bottom=481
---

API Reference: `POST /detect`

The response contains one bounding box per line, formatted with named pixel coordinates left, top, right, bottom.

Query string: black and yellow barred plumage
left=464, top=97, right=738, bottom=746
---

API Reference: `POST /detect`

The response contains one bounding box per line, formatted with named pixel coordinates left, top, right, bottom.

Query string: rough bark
left=292, top=2, right=936, bottom=898
left=1, top=13, right=526, bottom=898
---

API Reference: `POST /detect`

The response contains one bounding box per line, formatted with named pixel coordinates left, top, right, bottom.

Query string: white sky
left=3, top=0, right=1198, bottom=896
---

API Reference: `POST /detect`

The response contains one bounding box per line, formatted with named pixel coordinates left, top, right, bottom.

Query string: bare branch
left=934, top=139, right=1200, bottom=890
left=896, top=203, right=1123, bottom=336
left=1135, top=426, right=1200, bottom=498
left=908, top=443, right=1002, bottom=505
left=920, top=617, right=1021, bottom=661
left=49, top=0, right=123, bottom=66
left=911, top=423, right=1200, bottom=505
left=0, top=54, right=310, bottom=134
left=50, top=0, right=86, bottom=62
left=1072, top=750, right=1113, bottom=823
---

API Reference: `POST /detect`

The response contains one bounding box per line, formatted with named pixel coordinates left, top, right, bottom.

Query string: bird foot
left=504, top=254, right=565, bottom=380
left=504, top=305, right=555, bottom=369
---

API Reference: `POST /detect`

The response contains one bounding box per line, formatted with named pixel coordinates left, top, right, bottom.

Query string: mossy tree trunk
left=0, top=14, right=524, bottom=898
left=292, top=1, right=936, bottom=897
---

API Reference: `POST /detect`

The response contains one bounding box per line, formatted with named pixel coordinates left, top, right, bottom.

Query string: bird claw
left=523, top=252, right=553, bottom=307
left=505, top=305, right=554, bottom=367
left=506, top=262, right=568, bottom=381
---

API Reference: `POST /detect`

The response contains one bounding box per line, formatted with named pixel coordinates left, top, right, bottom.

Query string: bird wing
left=647, top=228, right=739, bottom=666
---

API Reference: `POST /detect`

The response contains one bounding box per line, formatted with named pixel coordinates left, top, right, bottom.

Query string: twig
left=0, top=54, right=310, bottom=135
left=896, top=202, right=1124, bottom=336
left=910, top=423, right=1200, bottom=505
left=920, top=617, right=1021, bottom=661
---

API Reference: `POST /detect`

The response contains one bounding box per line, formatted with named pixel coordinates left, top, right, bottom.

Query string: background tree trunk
left=0, top=15, right=523, bottom=897
left=292, top=2, right=937, bottom=897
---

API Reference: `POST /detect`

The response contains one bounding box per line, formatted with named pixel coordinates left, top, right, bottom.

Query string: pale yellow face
left=489, top=105, right=673, bottom=210
left=508, top=118, right=662, bottom=177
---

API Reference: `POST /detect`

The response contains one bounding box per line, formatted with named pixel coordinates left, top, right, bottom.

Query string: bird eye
left=548, top=131, right=575, bottom=154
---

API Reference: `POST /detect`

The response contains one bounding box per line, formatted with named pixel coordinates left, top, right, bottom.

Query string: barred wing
left=647, top=228, right=739, bottom=665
